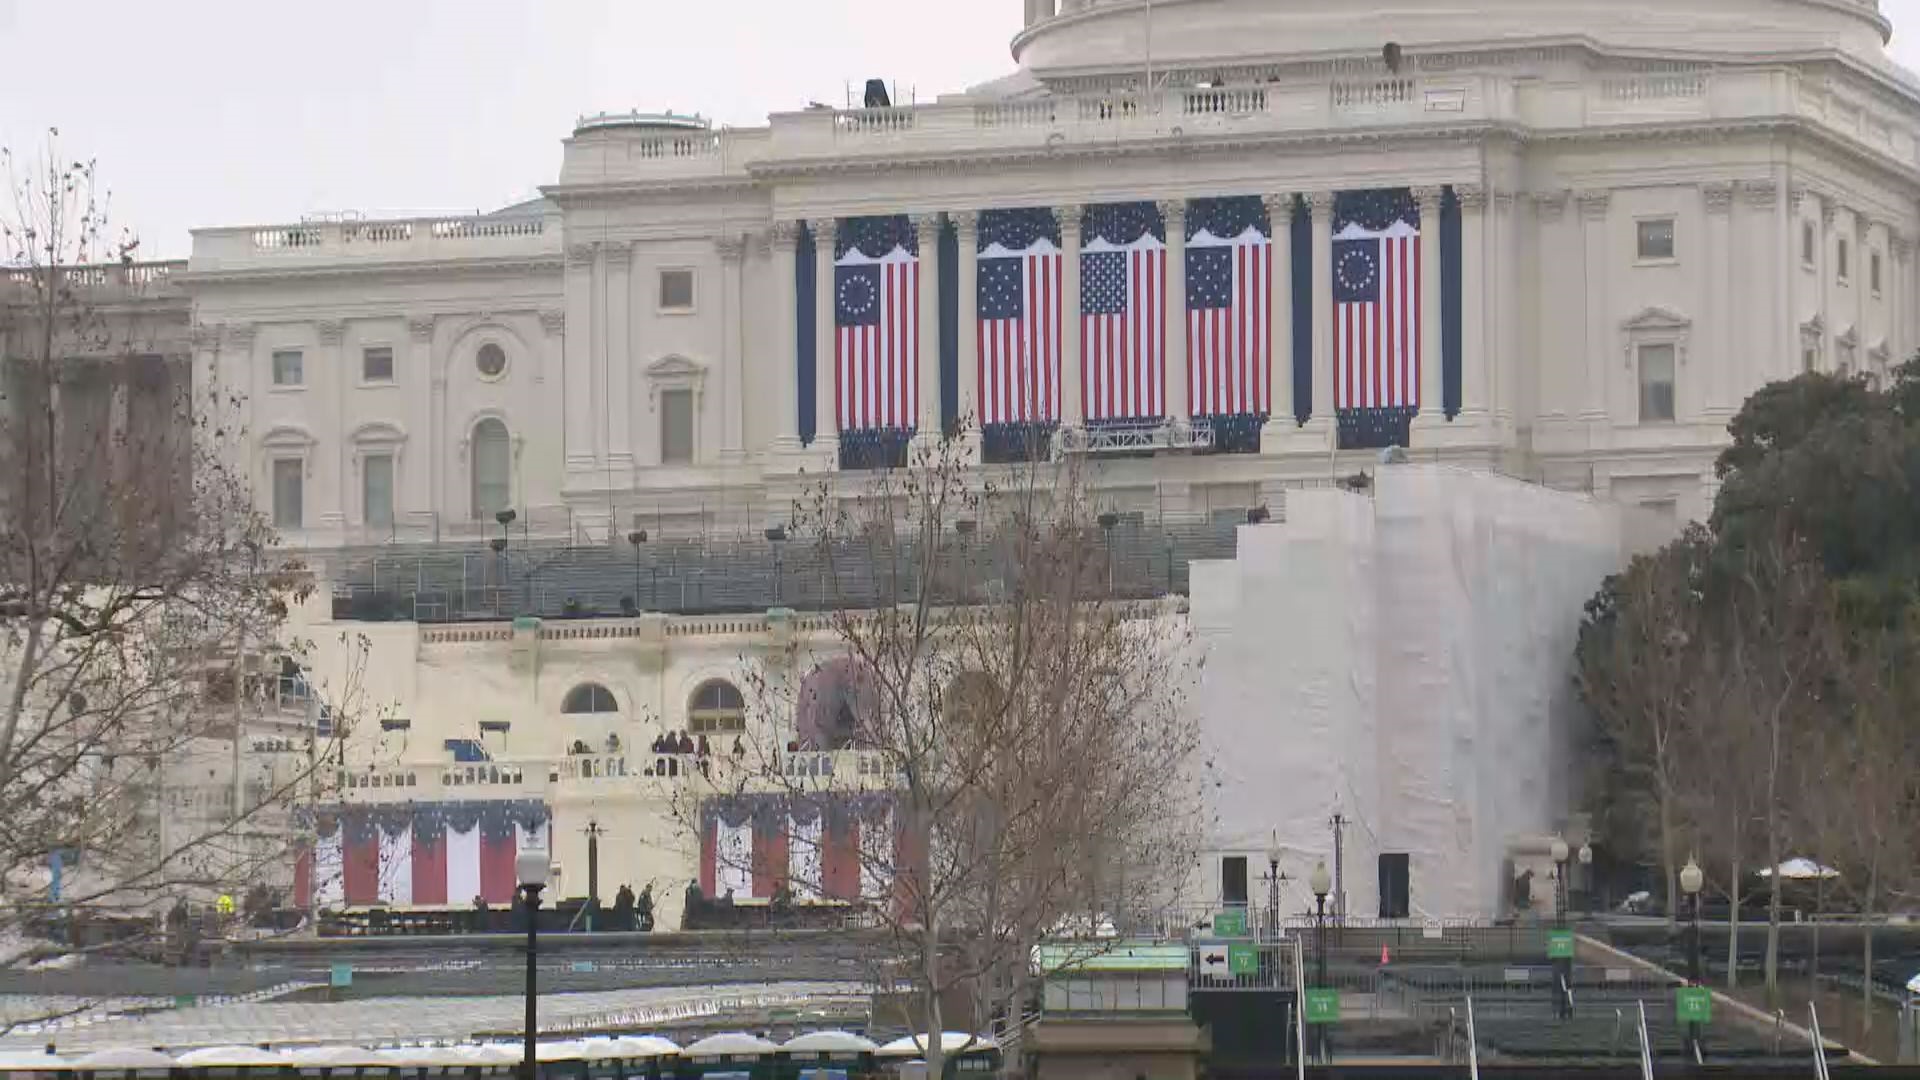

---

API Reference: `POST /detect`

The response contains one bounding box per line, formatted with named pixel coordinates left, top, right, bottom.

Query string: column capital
left=908, top=212, right=943, bottom=239
left=1409, top=186, right=1445, bottom=211
left=1261, top=193, right=1295, bottom=224
left=950, top=210, right=978, bottom=239
left=317, top=320, right=346, bottom=345
left=1741, top=178, right=1779, bottom=210
left=566, top=242, right=596, bottom=268
left=1575, top=189, right=1610, bottom=221
left=224, top=322, right=256, bottom=350
left=810, top=217, right=839, bottom=242
left=768, top=220, right=802, bottom=251
left=715, top=233, right=747, bottom=262
left=1156, top=198, right=1187, bottom=226
left=539, top=310, right=566, bottom=337
left=1452, top=184, right=1487, bottom=211
left=1892, top=232, right=1913, bottom=262
left=1532, top=190, right=1569, bottom=223
left=1702, top=182, right=1735, bottom=216
left=190, top=324, right=223, bottom=352
left=1054, top=205, right=1084, bottom=236
left=602, top=238, right=634, bottom=260
left=1787, top=185, right=1809, bottom=211
left=1303, top=191, right=1336, bottom=216
left=407, top=316, right=435, bottom=342
left=1820, top=196, right=1838, bottom=227
left=1491, top=191, right=1516, bottom=211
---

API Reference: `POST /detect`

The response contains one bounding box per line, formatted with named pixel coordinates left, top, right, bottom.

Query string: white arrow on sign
left=1198, top=945, right=1230, bottom=975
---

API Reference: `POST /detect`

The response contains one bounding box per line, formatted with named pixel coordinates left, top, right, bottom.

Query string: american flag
left=1082, top=220, right=1166, bottom=423
left=1332, top=218, right=1421, bottom=411
left=836, top=228, right=918, bottom=432
left=979, top=239, right=1063, bottom=425
left=1186, top=224, right=1271, bottom=417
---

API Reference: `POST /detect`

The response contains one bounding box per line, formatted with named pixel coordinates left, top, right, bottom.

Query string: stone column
left=954, top=210, right=982, bottom=455
left=603, top=240, right=634, bottom=470
left=1855, top=212, right=1870, bottom=373
left=716, top=233, right=747, bottom=461
left=1703, top=182, right=1735, bottom=416
left=1574, top=189, right=1609, bottom=423
left=812, top=218, right=840, bottom=461
left=1454, top=185, right=1491, bottom=422
left=316, top=319, right=346, bottom=532
left=768, top=222, right=802, bottom=454
left=1059, top=205, right=1085, bottom=432
left=1894, top=233, right=1912, bottom=367
left=408, top=315, right=436, bottom=522
left=563, top=243, right=597, bottom=470
left=1411, top=186, right=1446, bottom=426
left=1306, top=191, right=1337, bottom=430
left=1259, top=194, right=1294, bottom=443
left=1159, top=199, right=1189, bottom=435
left=911, top=213, right=944, bottom=446
left=1819, top=194, right=1836, bottom=371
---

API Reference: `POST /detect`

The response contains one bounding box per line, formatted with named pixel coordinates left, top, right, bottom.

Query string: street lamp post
left=1681, top=856, right=1704, bottom=1060
left=517, top=850, right=549, bottom=1080
left=1266, top=830, right=1283, bottom=941
left=1550, top=837, right=1571, bottom=1019
left=1578, top=843, right=1594, bottom=916
left=1310, top=859, right=1332, bottom=1065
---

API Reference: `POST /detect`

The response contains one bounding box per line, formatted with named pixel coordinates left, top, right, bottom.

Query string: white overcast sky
left=6, top=0, right=1920, bottom=259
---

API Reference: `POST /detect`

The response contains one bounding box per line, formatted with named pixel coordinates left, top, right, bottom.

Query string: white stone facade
left=156, top=0, right=1920, bottom=545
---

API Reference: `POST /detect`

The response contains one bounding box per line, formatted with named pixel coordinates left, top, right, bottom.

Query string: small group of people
left=650, top=730, right=704, bottom=756
left=610, top=882, right=655, bottom=931
left=568, top=733, right=622, bottom=756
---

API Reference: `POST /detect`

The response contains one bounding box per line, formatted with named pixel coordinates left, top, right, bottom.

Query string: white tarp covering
left=1189, top=466, right=1634, bottom=918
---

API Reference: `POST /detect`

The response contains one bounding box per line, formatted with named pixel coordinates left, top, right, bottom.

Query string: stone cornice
left=1701, top=182, right=1735, bottom=215
left=176, top=254, right=565, bottom=287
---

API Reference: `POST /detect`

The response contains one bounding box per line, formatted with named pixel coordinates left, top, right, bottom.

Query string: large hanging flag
left=1333, top=190, right=1422, bottom=416
left=978, top=208, right=1063, bottom=426
left=835, top=216, right=919, bottom=433
left=293, top=802, right=549, bottom=910
left=1082, top=202, right=1166, bottom=423
left=1186, top=196, right=1272, bottom=418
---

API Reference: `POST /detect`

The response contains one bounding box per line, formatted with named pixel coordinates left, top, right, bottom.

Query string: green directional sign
left=329, top=962, right=353, bottom=988
left=172, top=995, right=196, bottom=1009
left=1305, top=988, right=1341, bottom=1025
left=1228, top=944, right=1259, bottom=976
left=1676, top=987, right=1712, bottom=1025
left=1214, top=908, right=1249, bottom=937
left=1547, top=930, right=1576, bottom=960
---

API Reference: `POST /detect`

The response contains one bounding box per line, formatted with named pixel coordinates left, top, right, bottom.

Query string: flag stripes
left=836, top=250, right=919, bottom=431
left=1186, top=228, right=1272, bottom=417
left=1082, top=242, right=1167, bottom=422
left=979, top=245, right=1064, bottom=425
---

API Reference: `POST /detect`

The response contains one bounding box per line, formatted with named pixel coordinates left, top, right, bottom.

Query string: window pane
left=471, top=418, right=511, bottom=519
left=1839, top=238, right=1851, bottom=280
left=1636, top=219, right=1674, bottom=260
left=1872, top=253, right=1882, bottom=293
left=1638, top=344, right=1675, bottom=423
left=659, top=270, right=695, bottom=310
left=362, top=346, right=394, bottom=382
left=1803, top=223, right=1816, bottom=264
left=661, top=388, right=694, bottom=464
left=272, top=350, right=303, bottom=386
left=363, top=454, right=394, bottom=528
left=272, top=458, right=303, bottom=528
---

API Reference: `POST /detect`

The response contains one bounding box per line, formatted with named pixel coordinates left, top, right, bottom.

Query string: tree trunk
left=1658, top=772, right=1678, bottom=929
left=1765, top=826, right=1782, bottom=1005
left=1726, top=852, right=1740, bottom=990
left=1863, top=867, right=1878, bottom=1037
left=923, top=920, right=945, bottom=1080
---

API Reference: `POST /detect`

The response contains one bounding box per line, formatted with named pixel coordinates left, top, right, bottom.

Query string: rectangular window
left=659, top=269, right=695, bottom=311
left=1872, top=251, right=1883, bottom=294
left=1636, top=218, right=1675, bottom=261
left=362, top=453, right=394, bottom=528
left=271, top=349, right=304, bottom=387
left=1839, top=237, right=1851, bottom=282
left=362, top=346, right=394, bottom=383
left=1638, top=343, right=1676, bottom=423
left=1803, top=222, right=1816, bottom=266
left=660, top=387, right=694, bottom=464
left=1220, top=856, right=1249, bottom=906
left=1803, top=347, right=1817, bottom=373
left=272, top=458, right=303, bottom=528
left=1838, top=342, right=1856, bottom=375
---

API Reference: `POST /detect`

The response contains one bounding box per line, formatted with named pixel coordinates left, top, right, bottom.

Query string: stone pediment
left=1620, top=306, right=1690, bottom=333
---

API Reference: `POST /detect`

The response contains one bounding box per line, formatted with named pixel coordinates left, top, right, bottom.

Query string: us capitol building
left=17, top=0, right=1919, bottom=925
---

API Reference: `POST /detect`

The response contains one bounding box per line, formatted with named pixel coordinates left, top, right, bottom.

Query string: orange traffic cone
left=1380, top=945, right=1391, bottom=966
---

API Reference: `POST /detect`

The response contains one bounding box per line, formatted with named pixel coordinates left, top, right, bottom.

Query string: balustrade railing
left=1183, top=87, right=1268, bottom=116
left=1600, top=73, right=1709, bottom=102
left=835, top=106, right=917, bottom=135
left=1331, top=78, right=1416, bottom=108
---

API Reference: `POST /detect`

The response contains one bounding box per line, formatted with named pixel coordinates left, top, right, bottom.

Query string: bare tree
left=695, top=432, right=1203, bottom=1078
left=0, top=136, right=348, bottom=979
left=1677, top=639, right=1765, bottom=990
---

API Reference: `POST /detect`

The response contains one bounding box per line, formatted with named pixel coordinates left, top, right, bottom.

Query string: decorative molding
left=317, top=320, right=346, bottom=345
left=1892, top=233, right=1913, bottom=262
left=566, top=243, right=597, bottom=268
left=1156, top=198, right=1187, bottom=225
left=1787, top=185, right=1809, bottom=211
left=809, top=216, right=840, bottom=243
left=1701, top=183, right=1735, bottom=215
left=714, top=233, right=746, bottom=262
left=601, top=239, right=633, bottom=260
left=1620, top=306, right=1691, bottom=370
left=1409, top=186, right=1444, bottom=211
left=1261, top=193, right=1295, bottom=225
left=1741, top=179, right=1779, bottom=210
left=768, top=221, right=801, bottom=250
left=644, top=353, right=709, bottom=412
left=1304, top=191, right=1336, bottom=216
left=224, top=323, right=257, bottom=350
left=259, top=423, right=318, bottom=478
left=1491, top=191, right=1516, bottom=211
left=1532, top=190, right=1569, bottom=223
left=1820, top=197, right=1838, bottom=227
left=190, top=324, right=224, bottom=352
left=539, top=310, right=566, bottom=337
left=950, top=211, right=978, bottom=239
left=1452, top=185, right=1487, bottom=212
left=1055, top=204, right=1085, bottom=236
left=908, top=212, right=944, bottom=239
left=408, top=316, right=435, bottom=343
left=1576, top=189, right=1611, bottom=221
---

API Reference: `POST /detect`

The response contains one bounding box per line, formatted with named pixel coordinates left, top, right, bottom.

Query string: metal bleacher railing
left=318, top=515, right=1244, bottom=624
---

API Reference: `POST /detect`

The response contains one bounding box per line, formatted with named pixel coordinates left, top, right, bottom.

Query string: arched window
left=797, top=659, right=876, bottom=751
left=470, top=418, right=511, bottom=521
left=562, top=683, right=619, bottom=714
left=688, top=679, right=746, bottom=735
